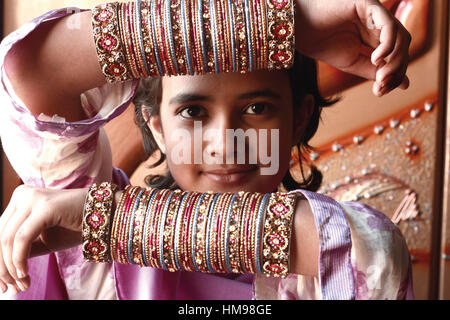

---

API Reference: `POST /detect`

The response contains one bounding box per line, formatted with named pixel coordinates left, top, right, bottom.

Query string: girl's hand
left=296, top=0, right=412, bottom=96
left=0, top=185, right=87, bottom=293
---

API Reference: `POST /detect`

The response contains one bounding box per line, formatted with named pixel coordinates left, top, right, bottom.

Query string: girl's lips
left=202, top=166, right=258, bottom=184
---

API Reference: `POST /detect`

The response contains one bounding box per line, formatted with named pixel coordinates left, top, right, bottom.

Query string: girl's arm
left=4, top=0, right=412, bottom=124
left=4, top=11, right=103, bottom=122
left=0, top=185, right=318, bottom=293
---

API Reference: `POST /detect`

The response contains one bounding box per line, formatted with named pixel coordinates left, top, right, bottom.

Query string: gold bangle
left=196, top=192, right=215, bottom=272
left=163, top=190, right=184, bottom=272
left=249, top=192, right=263, bottom=273
left=153, top=189, right=171, bottom=268
left=267, top=0, right=295, bottom=70
left=82, top=182, right=118, bottom=263
left=92, top=2, right=133, bottom=83
left=261, top=192, right=297, bottom=278
left=132, top=188, right=151, bottom=266
left=110, top=185, right=131, bottom=262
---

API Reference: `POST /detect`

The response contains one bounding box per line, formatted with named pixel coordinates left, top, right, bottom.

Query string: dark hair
left=133, top=52, right=339, bottom=192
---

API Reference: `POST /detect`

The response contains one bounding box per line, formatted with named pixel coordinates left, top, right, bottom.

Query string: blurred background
left=1, top=0, right=449, bottom=299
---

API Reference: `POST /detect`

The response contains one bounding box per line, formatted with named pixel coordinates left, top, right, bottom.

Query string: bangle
left=205, top=193, right=221, bottom=272
left=261, top=192, right=297, bottom=278
left=82, top=182, right=118, bottom=263
left=128, top=188, right=145, bottom=264
left=92, top=3, right=132, bottom=83
left=174, top=192, right=190, bottom=270
left=142, top=188, right=158, bottom=266
left=181, top=0, right=195, bottom=75
left=267, top=0, right=295, bottom=70
left=102, top=183, right=299, bottom=279
left=255, top=193, right=269, bottom=274
left=93, top=0, right=295, bottom=82
left=163, top=190, right=184, bottom=272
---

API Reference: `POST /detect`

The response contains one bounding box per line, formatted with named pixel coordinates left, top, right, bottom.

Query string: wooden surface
left=439, top=0, right=450, bottom=300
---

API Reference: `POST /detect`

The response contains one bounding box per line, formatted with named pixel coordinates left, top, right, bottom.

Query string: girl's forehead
left=161, top=70, right=291, bottom=97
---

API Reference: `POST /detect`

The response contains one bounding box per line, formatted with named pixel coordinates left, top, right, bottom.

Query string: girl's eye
left=178, top=106, right=207, bottom=119
left=244, top=103, right=270, bottom=115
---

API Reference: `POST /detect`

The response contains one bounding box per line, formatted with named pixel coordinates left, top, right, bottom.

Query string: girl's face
left=148, top=70, right=313, bottom=194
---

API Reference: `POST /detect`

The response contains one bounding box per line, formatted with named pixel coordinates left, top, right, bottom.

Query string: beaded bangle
left=241, top=192, right=255, bottom=272
left=110, top=185, right=131, bottom=262
left=157, top=0, right=171, bottom=75
left=181, top=0, right=195, bottom=75
left=181, top=192, right=197, bottom=271
left=255, top=193, right=270, bottom=274
left=261, top=192, right=297, bottom=278
left=92, top=3, right=132, bottom=83
left=193, top=0, right=206, bottom=74
left=228, top=192, right=246, bottom=273
left=121, top=187, right=140, bottom=264
left=128, top=188, right=145, bottom=264
left=99, top=184, right=299, bottom=279
left=249, top=192, right=263, bottom=273
left=82, top=182, right=118, bottom=262
left=163, top=190, right=183, bottom=272
left=234, top=0, right=248, bottom=73
left=165, top=0, right=179, bottom=75
left=149, top=0, right=165, bottom=75
left=174, top=192, right=190, bottom=270
left=267, top=0, right=295, bottom=70
left=209, top=0, right=220, bottom=74
left=93, top=0, right=295, bottom=81
left=136, top=0, right=150, bottom=77
left=132, top=189, right=151, bottom=266
left=210, top=193, right=226, bottom=272
left=142, top=188, right=158, bottom=266
left=149, top=189, right=168, bottom=267
left=205, top=193, right=221, bottom=272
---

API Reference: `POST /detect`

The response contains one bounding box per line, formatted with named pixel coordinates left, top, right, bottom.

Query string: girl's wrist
left=291, top=196, right=319, bottom=277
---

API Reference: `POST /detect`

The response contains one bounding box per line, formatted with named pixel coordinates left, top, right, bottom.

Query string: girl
left=0, top=0, right=412, bottom=300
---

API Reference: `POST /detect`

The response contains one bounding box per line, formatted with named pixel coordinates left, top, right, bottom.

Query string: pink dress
left=0, top=7, right=414, bottom=300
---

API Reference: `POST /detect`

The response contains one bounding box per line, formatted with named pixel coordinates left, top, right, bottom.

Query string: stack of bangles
left=82, top=182, right=299, bottom=278
left=91, top=0, right=295, bottom=82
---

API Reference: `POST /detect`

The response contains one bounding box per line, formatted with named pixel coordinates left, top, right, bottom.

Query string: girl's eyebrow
left=168, top=89, right=281, bottom=106
left=169, top=93, right=213, bottom=105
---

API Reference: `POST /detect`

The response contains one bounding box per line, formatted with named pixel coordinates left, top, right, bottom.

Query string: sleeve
left=253, top=190, right=414, bottom=300
left=0, top=7, right=140, bottom=190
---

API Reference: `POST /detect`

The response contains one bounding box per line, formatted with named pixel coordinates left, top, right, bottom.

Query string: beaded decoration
left=82, top=182, right=118, bottom=262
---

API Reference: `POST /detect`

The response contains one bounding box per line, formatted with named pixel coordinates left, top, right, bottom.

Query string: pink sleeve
left=0, top=7, right=139, bottom=190
left=253, top=191, right=414, bottom=300
left=0, top=7, right=139, bottom=301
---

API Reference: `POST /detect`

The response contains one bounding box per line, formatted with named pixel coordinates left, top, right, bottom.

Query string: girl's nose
left=204, top=116, right=240, bottom=164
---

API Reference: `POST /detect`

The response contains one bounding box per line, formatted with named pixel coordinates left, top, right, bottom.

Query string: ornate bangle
left=120, top=186, right=140, bottom=264
left=163, top=190, right=184, bottom=272
left=181, top=0, right=195, bottom=75
left=195, top=192, right=215, bottom=272
left=92, top=2, right=132, bottom=83
left=142, top=188, right=158, bottom=266
left=174, top=192, right=190, bottom=270
left=267, top=0, right=295, bottom=70
left=182, top=192, right=199, bottom=272
left=82, top=182, right=118, bottom=263
left=110, top=185, right=131, bottom=262
left=261, top=192, right=297, bottom=278
left=255, top=193, right=270, bottom=274
left=205, top=193, right=221, bottom=273
left=106, top=184, right=299, bottom=279
left=128, top=188, right=145, bottom=264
